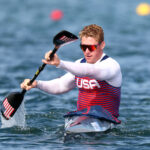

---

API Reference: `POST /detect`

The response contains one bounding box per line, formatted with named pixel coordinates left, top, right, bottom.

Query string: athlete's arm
left=57, top=58, right=122, bottom=87
left=36, top=72, right=76, bottom=94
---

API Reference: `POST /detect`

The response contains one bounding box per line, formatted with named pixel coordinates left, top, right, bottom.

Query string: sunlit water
left=0, top=0, right=150, bottom=149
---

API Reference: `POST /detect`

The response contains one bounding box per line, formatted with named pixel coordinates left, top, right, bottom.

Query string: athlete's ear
left=100, top=41, right=105, bottom=49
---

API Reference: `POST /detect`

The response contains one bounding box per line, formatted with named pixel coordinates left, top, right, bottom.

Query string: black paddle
left=1, top=30, right=78, bottom=120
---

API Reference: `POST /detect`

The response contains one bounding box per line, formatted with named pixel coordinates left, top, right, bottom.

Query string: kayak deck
left=65, top=116, right=116, bottom=133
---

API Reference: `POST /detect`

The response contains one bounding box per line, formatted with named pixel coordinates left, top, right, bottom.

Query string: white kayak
left=65, top=116, right=116, bottom=133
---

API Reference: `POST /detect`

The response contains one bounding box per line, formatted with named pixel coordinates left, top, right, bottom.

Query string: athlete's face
left=81, top=36, right=105, bottom=64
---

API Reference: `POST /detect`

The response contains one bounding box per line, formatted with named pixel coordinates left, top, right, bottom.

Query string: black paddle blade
left=53, top=30, right=78, bottom=47
left=1, top=92, right=24, bottom=120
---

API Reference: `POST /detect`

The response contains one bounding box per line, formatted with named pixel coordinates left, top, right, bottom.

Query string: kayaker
left=21, top=24, right=122, bottom=132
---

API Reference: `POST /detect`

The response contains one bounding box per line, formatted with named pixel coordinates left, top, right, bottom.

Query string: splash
left=1, top=101, right=26, bottom=128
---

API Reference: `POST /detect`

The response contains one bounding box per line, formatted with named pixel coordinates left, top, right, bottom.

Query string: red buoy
left=50, top=10, right=64, bottom=21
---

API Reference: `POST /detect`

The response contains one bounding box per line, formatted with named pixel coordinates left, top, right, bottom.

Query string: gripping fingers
left=43, top=50, right=60, bottom=66
left=21, top=79, right=32, bottom=90
left=45, top=51, right=52, bottom=61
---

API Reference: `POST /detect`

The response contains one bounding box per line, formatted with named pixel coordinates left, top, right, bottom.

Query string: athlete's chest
left=75, top=77, right=101, bottom=90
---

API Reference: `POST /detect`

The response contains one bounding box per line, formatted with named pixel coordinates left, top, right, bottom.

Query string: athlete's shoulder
left=102, top=55, right=121, bottom=68
left=75, top=58, right=84, bottom=63
left=108, top=56, right=120, bottom=64
left=100, top=55, right=122, bottom=87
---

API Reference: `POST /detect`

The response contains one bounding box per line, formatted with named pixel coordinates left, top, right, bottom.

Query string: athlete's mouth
left=86, top=55, right=92, bottom=58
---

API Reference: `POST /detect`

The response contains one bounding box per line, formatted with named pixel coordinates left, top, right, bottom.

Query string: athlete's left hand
left=42, top=50, right=60, bottom=67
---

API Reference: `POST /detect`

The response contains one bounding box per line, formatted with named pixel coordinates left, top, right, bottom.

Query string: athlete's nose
left=84, top=48, right=91, bottom=53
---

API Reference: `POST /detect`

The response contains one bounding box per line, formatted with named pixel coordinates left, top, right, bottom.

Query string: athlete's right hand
left=20, top=79, right=37, bottom=91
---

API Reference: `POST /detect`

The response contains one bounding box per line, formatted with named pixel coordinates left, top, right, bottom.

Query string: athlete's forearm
left=57, top=60, right=114, bottom=80
left=57, top=59, right=122, bottom=87
left=36, top=73, right=76, bottom=94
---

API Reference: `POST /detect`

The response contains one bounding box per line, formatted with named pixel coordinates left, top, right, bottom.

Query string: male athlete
left=21, top=24, right=122, bottom=132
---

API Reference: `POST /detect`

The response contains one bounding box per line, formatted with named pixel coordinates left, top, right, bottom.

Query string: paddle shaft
left=21, top=46, right=58, bottom=95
